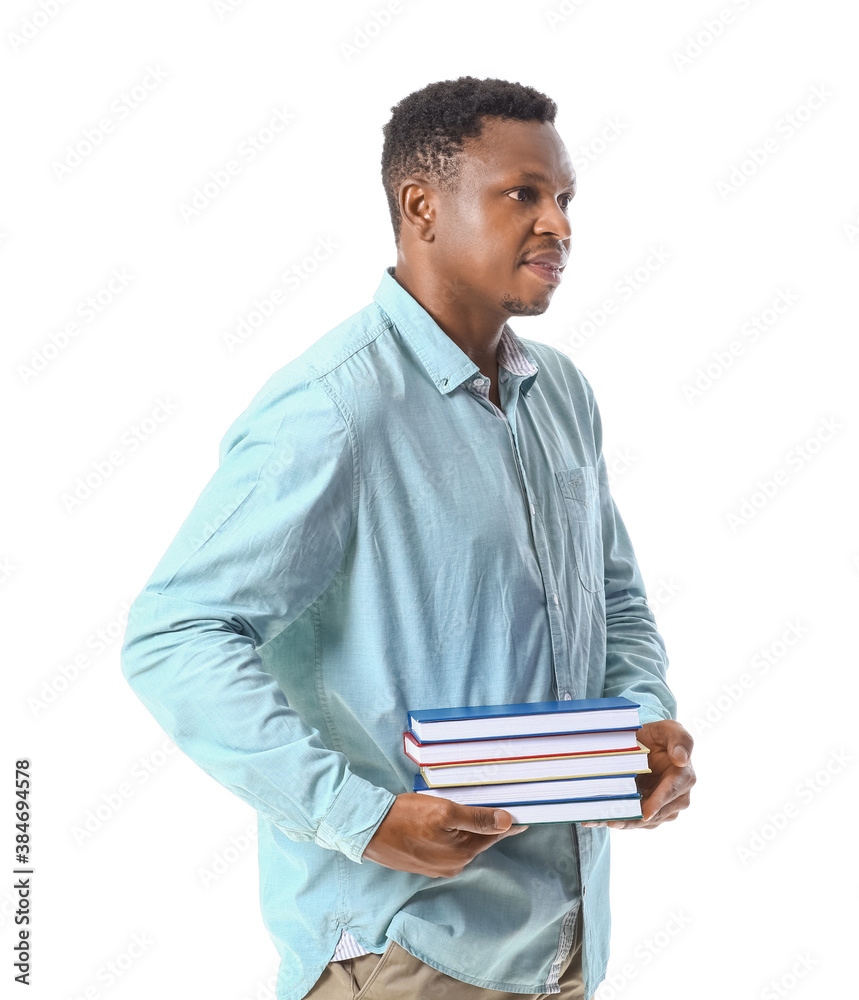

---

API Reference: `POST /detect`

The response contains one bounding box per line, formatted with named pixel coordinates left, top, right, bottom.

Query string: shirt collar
left=496, top=325, right=539, bottom=378
left=373, top=266, right=539, bottom=396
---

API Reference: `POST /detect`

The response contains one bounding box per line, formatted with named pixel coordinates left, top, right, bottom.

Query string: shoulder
left=252, top=300, right=393, bottom=400
left=219, top=301, right=394, bottom=454
left=232, top=301, right=395, bottom=412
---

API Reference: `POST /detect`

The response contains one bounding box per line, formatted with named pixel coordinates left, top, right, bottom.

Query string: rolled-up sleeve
left=120, top=374, right=396, bottom=862
left=583, top=376, right=677, bottom=726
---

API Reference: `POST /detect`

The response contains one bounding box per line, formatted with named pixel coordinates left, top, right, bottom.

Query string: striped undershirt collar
left=497, top=324, right=539, bottom=376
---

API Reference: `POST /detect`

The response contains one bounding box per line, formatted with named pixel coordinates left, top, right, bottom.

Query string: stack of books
left=402, top=696, right=650, bottom=824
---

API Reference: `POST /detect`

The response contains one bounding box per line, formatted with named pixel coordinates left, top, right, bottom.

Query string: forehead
left=458, top=117, right=575, bottom=187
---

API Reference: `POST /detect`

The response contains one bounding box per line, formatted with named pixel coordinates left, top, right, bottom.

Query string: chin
left=501, top=292, right=552, bottom=317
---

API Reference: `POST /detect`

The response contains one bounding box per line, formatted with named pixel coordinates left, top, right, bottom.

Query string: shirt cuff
left=636, top=703, right=675, bottom=727
left=315, top=771, right=397, bottom=863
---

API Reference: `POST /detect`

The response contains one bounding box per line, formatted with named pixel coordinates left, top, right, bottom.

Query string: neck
left=392, top=261, right=507, bottom=371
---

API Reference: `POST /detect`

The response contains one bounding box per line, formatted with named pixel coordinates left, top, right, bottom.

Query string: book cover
left=407, top=696, right=641, bottom=742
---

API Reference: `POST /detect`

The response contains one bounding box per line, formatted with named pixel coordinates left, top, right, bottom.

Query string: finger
left=641, top=793, right=690, bottom=826
left=667, top=730, right=694, bottom=766
left=641, top=768, right=694, bottom=820
left=494, top=824, right=529, bottom=841
left=643, top=775, right=694, bottom=820
left=605, top=781, right=692, bottom=829
left=651, top=789, right=691, bottom=817
left=441, top=803, right=516, bottom=836
left=584, top=819, right=644, bottom=830
left=604, top=807, right=681, bottom=830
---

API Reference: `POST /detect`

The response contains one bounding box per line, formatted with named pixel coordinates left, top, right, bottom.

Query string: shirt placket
left=464, top=367, right=586, bottom=956
left=463, top=372, right=574, bottom=703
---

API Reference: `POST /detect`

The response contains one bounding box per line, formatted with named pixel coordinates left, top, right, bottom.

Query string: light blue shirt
left=331, top=301, right=539, bottom=964
left=120, top=265, right=676, bottom=999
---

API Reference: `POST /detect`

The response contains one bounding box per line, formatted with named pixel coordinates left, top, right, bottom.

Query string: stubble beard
left=500, top=293, right=550, bottom=317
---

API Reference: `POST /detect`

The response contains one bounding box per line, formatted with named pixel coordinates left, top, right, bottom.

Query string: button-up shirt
left=120, top=265, right=676, bottom=999
left=331, top=313, right=540, bottom=964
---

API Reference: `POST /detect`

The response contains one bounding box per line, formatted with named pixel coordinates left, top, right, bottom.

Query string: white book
left=420, top=742, right=651, bottom=786
left=403, top=728, right=641, bottom=766
left=417, top=795, right=644, bottom=825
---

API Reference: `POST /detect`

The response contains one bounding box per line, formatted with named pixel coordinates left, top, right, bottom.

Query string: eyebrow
left=511, top=169, right=577, bottom=189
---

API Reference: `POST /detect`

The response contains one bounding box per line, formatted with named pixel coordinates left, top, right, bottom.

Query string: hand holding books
left=403, top=696, right=652, bottom=825
left=362, top=792, right=529, bottom=878
left=581, top=718, right=695, bottom=830
left=362, top=699, right=690, bottom=877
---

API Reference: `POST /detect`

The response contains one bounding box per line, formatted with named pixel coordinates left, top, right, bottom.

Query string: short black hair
left=381, top=76, right=558, bottom=246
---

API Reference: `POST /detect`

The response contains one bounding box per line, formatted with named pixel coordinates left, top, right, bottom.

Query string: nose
left=534, top=197, right=572, bottom=241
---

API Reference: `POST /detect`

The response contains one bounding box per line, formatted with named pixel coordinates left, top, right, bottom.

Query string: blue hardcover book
left=412, top=769, right=643, bottom=824
left=407, top=696, right=640, bottom=744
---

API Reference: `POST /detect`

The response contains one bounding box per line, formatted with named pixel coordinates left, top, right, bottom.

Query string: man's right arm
left=120, top=374, right=395, bottom=863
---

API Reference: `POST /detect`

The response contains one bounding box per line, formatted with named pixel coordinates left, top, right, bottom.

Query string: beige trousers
left=303, top=907, right=587, bottom=999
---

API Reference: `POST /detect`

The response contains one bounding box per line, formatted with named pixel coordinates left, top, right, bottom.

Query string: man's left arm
left=583, top=379, right=695, bottom=829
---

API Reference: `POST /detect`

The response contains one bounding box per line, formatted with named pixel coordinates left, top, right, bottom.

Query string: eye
left=508, top=188, right=574, bottom=210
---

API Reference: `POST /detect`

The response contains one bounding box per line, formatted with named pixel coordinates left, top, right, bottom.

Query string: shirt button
left=473, top=377, right=484, bottom=386
left=563, top=692, right=572, bottom=700
left=553, top=593, right=559, bottom=606
left=530, top=503, right=535, bottom=516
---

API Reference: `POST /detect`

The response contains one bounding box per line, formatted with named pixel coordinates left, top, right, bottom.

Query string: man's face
left=429, top=116, right=575, bottom=318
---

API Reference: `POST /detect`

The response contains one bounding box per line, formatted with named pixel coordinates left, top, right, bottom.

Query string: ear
left=398, top=178, right=436, bottom=243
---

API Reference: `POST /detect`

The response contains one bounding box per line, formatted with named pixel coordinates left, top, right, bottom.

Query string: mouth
left=521, top=261, right=563, bottom=285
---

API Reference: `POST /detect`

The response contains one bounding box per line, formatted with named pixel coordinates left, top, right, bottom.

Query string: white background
left=3, top=1, right=857, bottom=998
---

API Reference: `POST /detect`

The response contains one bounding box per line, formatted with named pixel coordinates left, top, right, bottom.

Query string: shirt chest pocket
left=555, top=466, right=605, bottom=592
